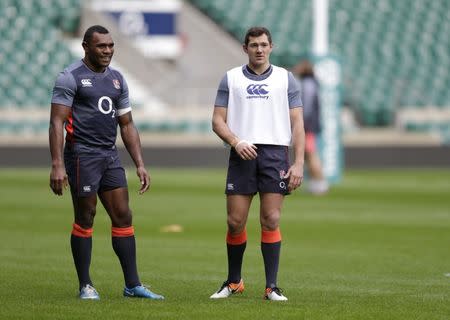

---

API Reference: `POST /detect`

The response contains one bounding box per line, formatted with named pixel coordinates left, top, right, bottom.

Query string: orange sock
left=72, top=223, right=93, bottom=238
left=261, top=228, right=282, bottom=243
left=111, top=226, right=134, bottom=237
left=226, top=229, right=247, bottom=245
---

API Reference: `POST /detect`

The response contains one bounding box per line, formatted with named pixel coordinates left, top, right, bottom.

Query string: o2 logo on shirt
left=98, top=96, right=116, bottom=118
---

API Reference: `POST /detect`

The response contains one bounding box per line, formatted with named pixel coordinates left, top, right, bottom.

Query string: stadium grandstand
left=0, top=0, right=79, bottom=135
left=189, top=0, right=450, bottom=137
left=0, top=0, right=449, bottom=166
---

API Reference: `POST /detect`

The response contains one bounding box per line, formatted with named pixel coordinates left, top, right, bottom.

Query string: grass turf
left=0, top=168, right=449, bottom=319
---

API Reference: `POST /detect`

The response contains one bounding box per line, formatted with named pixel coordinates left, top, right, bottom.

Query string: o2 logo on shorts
left=279, top=170, right=287, bottom=190
left=98, top=96, right=116, bottom=118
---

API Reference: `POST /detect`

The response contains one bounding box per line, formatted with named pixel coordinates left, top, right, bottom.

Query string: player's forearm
left=49, top=120, right=65, bottom=167
left=290, top=110, right=305, bottom=165
left=212, top=115, right=239, bottom=147
left=120, top=124, right=145, bottom=168
left=291, top=125, right=305, bottom=165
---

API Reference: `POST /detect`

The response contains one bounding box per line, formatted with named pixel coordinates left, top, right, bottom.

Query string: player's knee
left=76, top=207, right=96, bottom=229
left=227, top=215, right=246, bottom=233
left=113, top=208, right=132, bottom=228
left=260, top=211, right=280, bottom=230
left=120, top=211, right=132, bottom=227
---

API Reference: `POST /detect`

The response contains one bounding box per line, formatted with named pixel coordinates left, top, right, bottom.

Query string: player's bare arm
left=49, top=103, right=70, bottom=195
left=212, top=106, right=257, bottom=160
left=118, top=112, right=150, bottom=194
left=284, top=107, right=305, bottom=191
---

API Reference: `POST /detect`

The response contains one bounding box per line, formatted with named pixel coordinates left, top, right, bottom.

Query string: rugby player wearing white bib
left=210, top=27, right=305, bottom=301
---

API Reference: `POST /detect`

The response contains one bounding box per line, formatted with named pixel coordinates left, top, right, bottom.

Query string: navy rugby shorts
left=225, top=144, right=290, bottom=195
left=64, top=143, right=127, bottom=197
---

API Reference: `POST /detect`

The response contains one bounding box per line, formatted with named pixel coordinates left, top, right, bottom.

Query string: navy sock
left=112, top=228, right=140, bottom=288
left=261, top=241, right=281, bottom=288
left=227, top=242, right=246, bottom=283
left=70, top=233, right=93, bottom=290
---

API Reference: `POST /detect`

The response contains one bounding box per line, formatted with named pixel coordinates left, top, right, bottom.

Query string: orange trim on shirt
left=226, top=229, right=247, bottom=245
left=65, top=111, right=74, bottom=143
left=72, top=223, right=93, bottom=238
left=261, top=228, right=282, bottom=243
left=112, top=226, right=135, bottom=237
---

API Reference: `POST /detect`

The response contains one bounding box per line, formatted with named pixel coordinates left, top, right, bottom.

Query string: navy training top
left=51, top=60, right=130, bottom=148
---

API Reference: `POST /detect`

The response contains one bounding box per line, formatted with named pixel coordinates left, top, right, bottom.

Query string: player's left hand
left=284, top=163, right=304, bottom=192
left=136, top=166, right=150, bottom=194
left=50, top=165, right=68, bottom=196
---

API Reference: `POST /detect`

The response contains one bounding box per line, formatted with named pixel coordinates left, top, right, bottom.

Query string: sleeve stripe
left=117, top=107, right=132, bottom=116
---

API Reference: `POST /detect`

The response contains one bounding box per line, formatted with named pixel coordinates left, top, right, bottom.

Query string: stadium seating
left=0, top=0, right=212, bottom=135
left=0, top=0, right=80, bottom=109
left=189, top=0, right=450, bottom=135
left=1, top=0, right=449, bottom=139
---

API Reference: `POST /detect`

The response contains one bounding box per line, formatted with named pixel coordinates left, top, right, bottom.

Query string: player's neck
left=247, top=62, right=271, bottom=75
left=82, top=58, right=107, bottom=73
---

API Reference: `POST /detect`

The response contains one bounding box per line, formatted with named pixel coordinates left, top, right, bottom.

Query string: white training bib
left=226, top=65, right=292, bottom=146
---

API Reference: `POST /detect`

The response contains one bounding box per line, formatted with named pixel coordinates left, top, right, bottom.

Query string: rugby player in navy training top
left=49, top=25, right=164, bottom=300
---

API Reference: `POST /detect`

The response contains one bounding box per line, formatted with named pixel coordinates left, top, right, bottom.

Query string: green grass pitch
left=0, top=168, right=449, bottom=319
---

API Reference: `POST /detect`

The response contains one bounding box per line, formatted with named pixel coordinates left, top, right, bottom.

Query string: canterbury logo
left=81, top=79, right=92, bottom=87
left=246, top=84, right=269, bottom=95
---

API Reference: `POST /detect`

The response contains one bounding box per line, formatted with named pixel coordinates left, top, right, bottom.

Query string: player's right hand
left=235, top=140, right=258, bottom=160
left=136, top=166, right=150, bottom=194
left=50, top=166, right=68, bottom=196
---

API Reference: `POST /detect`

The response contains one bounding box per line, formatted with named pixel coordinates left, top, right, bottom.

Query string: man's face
left=83, top=32, right=114, bottom=72
left=243, top=34, right=273, bottom=68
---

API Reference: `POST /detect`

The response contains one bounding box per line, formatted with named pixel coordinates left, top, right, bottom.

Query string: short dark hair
left=244, top=26, right=272, bottom=45
left=83, top=25, right=109, bottom=44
